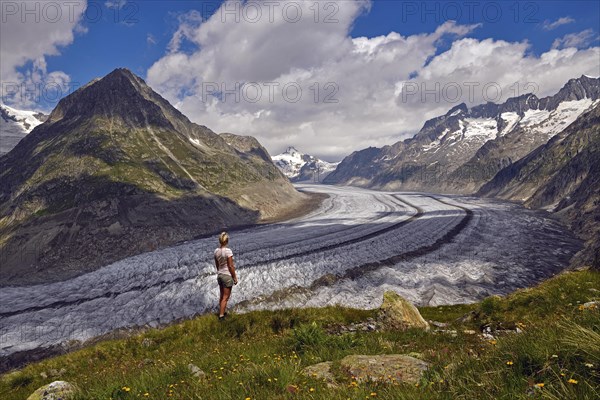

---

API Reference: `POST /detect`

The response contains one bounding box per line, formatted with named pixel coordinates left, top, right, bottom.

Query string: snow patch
left=521, top=98, right=595, bottom=139
left=521, top=109, right=551, bottom=127
left=499, top=112, right=520, bottom=136
left=463, top=118, right=498, bottom=140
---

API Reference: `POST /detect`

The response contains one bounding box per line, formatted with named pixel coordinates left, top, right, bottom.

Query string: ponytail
left=219, top=232, right=229, bottom=246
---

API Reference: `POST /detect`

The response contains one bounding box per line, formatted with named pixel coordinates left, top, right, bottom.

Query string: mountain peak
left=101, top=68, right=146, bottom=89
left=285, top=146, right=300, bottom=154
left=106, top=67, right=136, bottom=78
left=47, top=68, right=175, bottom=129
left=446, top=103, right=468, bottom=117
left=272, top=147, right=339, bottom=182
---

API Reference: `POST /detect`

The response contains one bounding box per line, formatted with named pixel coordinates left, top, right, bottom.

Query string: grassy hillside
left=1, top=269, right=599, bottom=399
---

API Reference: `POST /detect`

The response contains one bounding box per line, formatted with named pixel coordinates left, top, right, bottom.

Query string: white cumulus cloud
left=147, top=0, right=600, bottom=161
left=0, top=0, right=87, bottom=108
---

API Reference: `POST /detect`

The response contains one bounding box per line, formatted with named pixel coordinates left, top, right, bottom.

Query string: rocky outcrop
left=302, top=354, right=429, bottom=386
left=340, top=354, right=429, bottom=384
left=378, top=291, right=430, bottom=331
left=27, top=381, right=76, bottom=400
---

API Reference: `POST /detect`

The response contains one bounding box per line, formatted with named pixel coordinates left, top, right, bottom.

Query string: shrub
left=291, top=322, right=328, bottom=352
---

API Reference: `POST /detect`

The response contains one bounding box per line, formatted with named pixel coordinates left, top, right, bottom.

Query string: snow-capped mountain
left=272, top=146, right=339, bottom=182
left=0, top=103, right=47, bottom=155
left=326, top=75, right=600, bottom=193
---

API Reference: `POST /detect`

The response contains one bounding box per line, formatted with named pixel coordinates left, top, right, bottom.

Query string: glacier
left=0, top=184, right=581, bottom=357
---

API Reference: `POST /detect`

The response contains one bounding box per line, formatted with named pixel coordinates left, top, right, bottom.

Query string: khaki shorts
left=217, top=273, right=234, bottom=288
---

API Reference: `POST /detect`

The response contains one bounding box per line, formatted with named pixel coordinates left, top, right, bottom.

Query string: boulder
left=340, top=354, right=429, bottom=384
left=188, top=363, right=206, bottom=379
left=379, top=291, right=430, bottom=331
left=302, top=361, right=337, bottom=388
left=27, top=381, right=76, bottom=400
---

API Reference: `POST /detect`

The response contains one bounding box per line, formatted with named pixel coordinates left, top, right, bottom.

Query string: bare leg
left=219, top=286, right=232, bottom=317
left=218, top=283, right=224, bottom=315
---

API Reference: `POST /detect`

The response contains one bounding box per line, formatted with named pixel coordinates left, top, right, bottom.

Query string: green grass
left=1, top=270, right=599, bottom=399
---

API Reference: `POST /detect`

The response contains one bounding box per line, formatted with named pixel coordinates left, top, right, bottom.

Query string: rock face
left=325, top=75, right=600, bottom=194
left=379, top=291, right=430, bottom=331
left=27, top=381, right=76, bottom=400
left=0, top=68, right=306, bottom=285
left=340, top=354, right=429, bottom=384
left=479, top=104, right=600, bottom=268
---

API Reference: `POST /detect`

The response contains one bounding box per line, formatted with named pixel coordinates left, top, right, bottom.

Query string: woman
left=214, top=232, right=238, bottom=320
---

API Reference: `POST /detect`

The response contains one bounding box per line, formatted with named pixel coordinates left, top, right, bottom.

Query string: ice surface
left=0, top=185, right=581, bottom=357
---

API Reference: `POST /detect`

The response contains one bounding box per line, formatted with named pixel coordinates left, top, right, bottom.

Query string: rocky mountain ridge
left=325, top=75, right=600, bottom=193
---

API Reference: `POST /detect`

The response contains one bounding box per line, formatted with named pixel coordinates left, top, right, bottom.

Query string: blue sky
left=38, top=0, right=599, bottom=88
left=2, top=0, right=599, bottom=159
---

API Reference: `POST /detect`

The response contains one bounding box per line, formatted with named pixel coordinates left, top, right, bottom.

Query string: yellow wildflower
left=370, top=392, right=377, bottom=397
left=506, top=361, right=513, bottom=365
left=534, top=383, right=544, bottom=388
left=309, top=387, right=315, bottom=392
left=567, top=378, right=578, bottom=385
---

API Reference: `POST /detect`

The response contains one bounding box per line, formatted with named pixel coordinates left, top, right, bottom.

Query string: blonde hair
left=219, top=232, right=229, bottom=246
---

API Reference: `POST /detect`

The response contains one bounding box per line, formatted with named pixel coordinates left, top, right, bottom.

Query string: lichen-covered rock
left=188, top=363, right=206, bottom=379
left=340, top=354, right=429, bottom=384
left=27, top=381, right=76, bottom=400
left=302, top=361, right=337, bottom=388
left=379, top=291, right=430, bottom=331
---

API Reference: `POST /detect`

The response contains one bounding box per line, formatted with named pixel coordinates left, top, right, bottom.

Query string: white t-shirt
left=214, top=247, right=234, bottom=276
